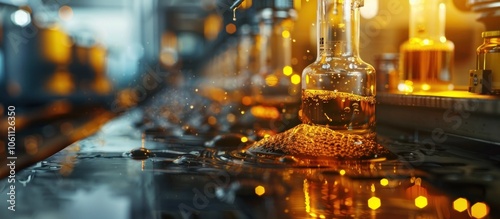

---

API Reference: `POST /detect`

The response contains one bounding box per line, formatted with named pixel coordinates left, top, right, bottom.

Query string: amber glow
left=421, top=83, right=431, bottom=91
left=40, top=27, right=72, bottom=64
left=415, top=196, right=428, bottom=208
left=250, top=105, right=280, bottom=120
left=282, top=30, right=291, bottom=38
left=240, top=0, right=252, bottom=9
left=398, top=80, right=414, bottom=93
left=226, top=113, right=236, bottom=123
left=453, top=198, right=468, bottom=212
left=303, top=180, right=311, bottom=213
left=225, top=23, right=237, bottom=34
left=240, top=136, right=248, bottom=143
left=241, top=96, right=253, bottom=105
left=380, top=178, right=389, bottom=186
left=471, top=202, right=489, bottom=219
left=291, top=74, right=301, bottom=85
left=204, top=14, right=222, bottom=40
left=255, top=185, right=265, bottom=196
left=339, top=169, right=346, bottom=176
left=265, top=75, right=279, bottom=86
left=46, top=69, right=74, bottom=95
left=368, top=197, right=381, bottom=210
left=283, top=66, right=293, bottom=76
left=207, top=116, right=217, bottom=125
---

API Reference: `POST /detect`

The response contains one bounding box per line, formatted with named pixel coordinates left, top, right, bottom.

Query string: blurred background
left=0, top=0, right=493, bottom=169
left=0, top=0, right=486, bottom=107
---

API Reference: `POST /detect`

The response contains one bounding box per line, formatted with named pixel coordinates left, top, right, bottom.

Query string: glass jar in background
left=399, top=0, right=455, bottom=93
left=375, top=53, right=399, bottom=92
left=476, top=30, right=500, bottom=93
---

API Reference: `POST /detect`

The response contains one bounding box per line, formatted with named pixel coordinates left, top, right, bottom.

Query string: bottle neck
left=317, top=0, right=361, bottom=58
left=259, top=15, right=293, bottom=73
left=409, top=0, right=446, bottom=41
left=485, top=37, right=500, bottom=45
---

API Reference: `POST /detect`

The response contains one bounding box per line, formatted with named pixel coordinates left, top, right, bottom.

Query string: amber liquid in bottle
left=301, top=89, right=375, bottom=130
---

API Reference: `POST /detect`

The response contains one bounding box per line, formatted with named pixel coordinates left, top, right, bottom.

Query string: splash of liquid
left=245, top=124, right=390, bottom=159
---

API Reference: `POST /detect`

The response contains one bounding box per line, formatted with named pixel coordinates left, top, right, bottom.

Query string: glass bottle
left=301, top=0, right=376, bottom=134
left=477, top=30, right=500, bottom=92
left=251, top=1, right=300, bottom=109
left=399, top=0, right=454, bottom=93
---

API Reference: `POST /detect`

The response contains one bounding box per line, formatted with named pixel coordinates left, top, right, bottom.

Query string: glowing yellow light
left=398, top=80, right=414, bottom=93
left=368, top=197, right=381, bottom=210
left=380, top=178, right=389, bottom=186
left=264, top=134, right=271, bottom=138
left=471, top=202, right=489, bottom=219
left=305, top=75, right=310, bottom=84
left=421, top=83, right=431, bottom=91
left=255, top=185, right=266, bottom=196
left=415, top=196, right=428, bottom=209
left=265, top=75, right=279, bottom=86
left=370, top=184, right=376, bottom=192
left=309, top=213, right=317, bottom=217
left=304, top=179, right=311, bottom=213
left=250, top=105, right=280, bottom=120
left=453, top=198, right=468, bottom=212
left=241, top=136, right=248, bottom=143
left=422, top=39, right=431, bottom=45
left=291, top=74, right=301, bottom=85
left=319, top=215, right=326, bottom=219
left=283, top=65, right=293, bottom=76
left=440, top=36, right=447, bottom=43
left=282, top=30, right=291, bottom=38
left=339, top=169, right=346, bottom=175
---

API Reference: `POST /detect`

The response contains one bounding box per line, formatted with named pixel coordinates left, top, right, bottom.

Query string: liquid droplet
left=352, top=103, right=359, bottom=109
left=353, top=109, right=360, bottom=114
left=129, top=147, right=153, bottom=160
left=344, top=107, right=351, bottom=113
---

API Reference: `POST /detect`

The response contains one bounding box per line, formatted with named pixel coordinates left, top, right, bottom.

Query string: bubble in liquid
left=343, top=107, right=351, bottom=113
left=245, top=124, right=390, bottom=159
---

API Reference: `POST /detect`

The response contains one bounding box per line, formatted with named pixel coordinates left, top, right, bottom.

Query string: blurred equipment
left=399, top=0, right=455, bottom=93
left=375, top=53, right=399, bottom=92
left=469, top=31, right=500, bottom=94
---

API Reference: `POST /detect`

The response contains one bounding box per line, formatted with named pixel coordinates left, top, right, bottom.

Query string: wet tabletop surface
left=2, top=90, right=500, bottom=219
